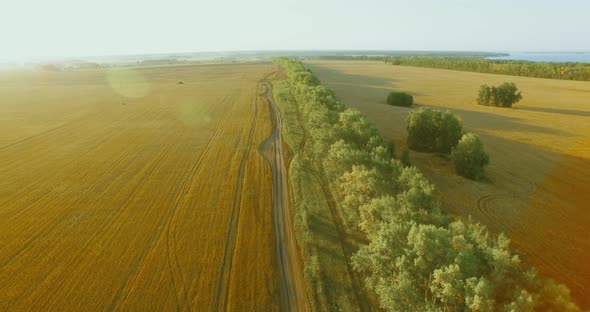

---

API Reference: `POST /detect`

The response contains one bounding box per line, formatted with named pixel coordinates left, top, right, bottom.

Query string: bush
left=406, top=108, right=463, bottom=153
left=477, top=82, right=523, bottom=107
left=436, top=111, right=464, bottom=153
left=451, top=133, right=490, bottom=179
left=407, top=108, right=438, bottom=151
left=387, top=92, right=413, bottom=107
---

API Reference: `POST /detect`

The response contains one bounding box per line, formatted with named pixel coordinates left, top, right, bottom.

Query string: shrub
left=387, top=92, right=413, bottom=107
left=407, top=107, right=438, bottom=151
left=406, top=107, right=463, bottom=153
left=451, top=133, right=490, bottom=179
left=436, top=111, right=464, bottom=153
left=477, top=82, right=523, bottom=107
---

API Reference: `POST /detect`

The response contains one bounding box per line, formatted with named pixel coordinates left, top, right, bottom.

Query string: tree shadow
left=307, top=62, right=583, bottom=139
left=416, top=132, right=590, bottom=308
left=306, top=213, right=366, bottom=310
left=308, top=213, right=340, bottom=242
left=307, top=64, right=433, bottom=112
left=307, top=63, right=397, bottom=87
left=516, top=106, right=590, bottom=117
left=425, top=105, right=574, bottom=137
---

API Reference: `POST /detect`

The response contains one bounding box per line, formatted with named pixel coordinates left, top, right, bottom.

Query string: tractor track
left=162, top=94, right=234, bottom=312
left=212, top=81, right=261, bottom=312
left=475, top=193, right=567, bottom=283
left=110, top=95, right=234, bottom=311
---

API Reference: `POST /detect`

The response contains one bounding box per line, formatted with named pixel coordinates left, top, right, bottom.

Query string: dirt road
left=260, top=81, right=309, bottom=312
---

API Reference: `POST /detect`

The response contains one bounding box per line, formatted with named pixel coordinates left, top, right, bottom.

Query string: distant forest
left=383, top=57, right=590, bottom=81
left=313, top=51, right=506, bottom=60
left=308, top=52, right=590, bottom=81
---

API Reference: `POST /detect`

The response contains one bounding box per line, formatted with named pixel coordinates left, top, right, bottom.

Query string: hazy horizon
left=2, top=0, right=589, bottom=62
left=5, top=49, right=590, bottom=64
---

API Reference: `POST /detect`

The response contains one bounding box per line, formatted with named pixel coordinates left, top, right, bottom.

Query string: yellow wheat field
left=0, top=63, right=279, bottom=311
left=307, top=60, right=590, bottom=308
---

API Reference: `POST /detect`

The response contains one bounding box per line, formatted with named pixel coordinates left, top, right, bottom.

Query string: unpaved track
left=260, top=81, right=309, bottom=312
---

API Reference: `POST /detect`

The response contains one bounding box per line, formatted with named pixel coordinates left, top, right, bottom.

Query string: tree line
left=384, top=57, right=590, bottom=81
left=313, top=51, right=506, bottom=61
left=274, top=57, right=580, bottom=311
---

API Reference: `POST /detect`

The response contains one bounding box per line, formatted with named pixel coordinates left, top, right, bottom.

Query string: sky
left=1, top=0, right=589, bottom=61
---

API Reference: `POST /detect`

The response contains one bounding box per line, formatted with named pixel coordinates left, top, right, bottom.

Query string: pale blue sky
left=1, top=0, right=589, bottom=61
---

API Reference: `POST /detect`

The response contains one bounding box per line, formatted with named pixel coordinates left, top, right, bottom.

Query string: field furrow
left=0, top=63, right=278, bottom=311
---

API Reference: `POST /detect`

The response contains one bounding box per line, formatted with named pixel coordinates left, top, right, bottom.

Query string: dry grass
left=0, top=63, right=279, bottom=310
left=272, top=78, right=367, bottom=311
left=307, top=60, right=590, bottom=308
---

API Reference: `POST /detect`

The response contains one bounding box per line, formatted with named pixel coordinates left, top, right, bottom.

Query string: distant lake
left=487, top=52, right=590, bottom=63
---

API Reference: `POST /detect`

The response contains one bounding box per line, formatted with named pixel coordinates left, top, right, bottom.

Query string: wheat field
left=0, top=63, right=279, bottom=311
left=307, top=60, right=590, bottom=308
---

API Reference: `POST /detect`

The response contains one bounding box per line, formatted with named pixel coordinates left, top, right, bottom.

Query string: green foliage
left=396, top=166, right=439, bottom=210
left=289, top=155, right=353, bottom=310
left=273, top=57, right=579, bottom=312
left=290, top=71, right=320, bottom=86
left=274, top=57, right=366, bottom=311
left=451, top=133, right=490, bottom=179
left=407, top=107, right=438, bottom=151
left=324, top=140, right=371, bottom=179
left=339, top=165, right=390, bottom=227
left=274, top=78, right=358, bottom=310
left=384, top=56, right=590, bottom=81
left=334, top=109, right=380, bottom=149
left=386, top=91, right=413, bottom=107
left=272, top=81, right=305, bottom=151
left=353, top=218, right=580, bottom=312
left=437, top=111, right=464, bottom=152
left=406, top=107, right=463, bottom=153
left=478, top=82, right=523, bottom=108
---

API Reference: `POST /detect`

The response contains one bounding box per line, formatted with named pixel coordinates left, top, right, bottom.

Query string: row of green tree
left=384, top=57, right=590, bottom=81
left=274, top=57, right=579, bottom=311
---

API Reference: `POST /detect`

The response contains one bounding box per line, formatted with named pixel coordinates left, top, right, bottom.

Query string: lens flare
left=106, top=69, right=150, bottom=98
left=175, top=99, right=212, bottom=127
